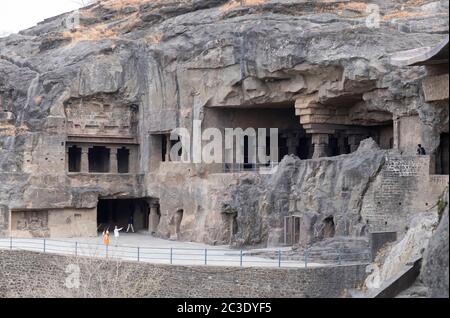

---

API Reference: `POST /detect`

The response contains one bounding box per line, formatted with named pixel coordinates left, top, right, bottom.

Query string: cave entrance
left=203, top=104, right=309, bottom=172
left=435, top=133, right=449, bottom=175
left=322, top=216, right=335, bottom=239
left=117, top=147, right=130, bottom=173
left=97, top=198, right=149, bottom=233
left=68, top=145, right=81, bottom=172
left=369, top=121, right=394, bottom=150
left=89, top=146, right=110, bottom=173
left=284, top=215, right=301, bottom=246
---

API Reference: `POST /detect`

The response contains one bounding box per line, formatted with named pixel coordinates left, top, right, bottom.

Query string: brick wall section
left=361, top=155, right=448, bottom=232
left=0, top=250, right=367, bottom=298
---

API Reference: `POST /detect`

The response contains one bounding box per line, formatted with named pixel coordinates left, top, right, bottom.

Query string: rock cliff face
left=224, top=138, right=386, bottom=247
left=421, top=189, right=449, bottom=298
left=0, top=1, right=448, bottom=246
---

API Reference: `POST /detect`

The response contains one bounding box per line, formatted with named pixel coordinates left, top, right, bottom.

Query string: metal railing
left=0, top=237, right=370, bottom=268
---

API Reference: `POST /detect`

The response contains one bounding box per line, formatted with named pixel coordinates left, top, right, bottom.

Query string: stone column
left=393, top=117, right=400, bottom=150
left=65, top=149, right=69, bottom=173
left=110, top=146, right=118, bottom=173
left=165, top=135, right=171, bottom=162
left=149, top=203, right=160, bottom=234
left=81, top=146, right=89, bottom=173
left=312, top=134, right=329, bottom=159
left=129, top=147, right=138, bottom=174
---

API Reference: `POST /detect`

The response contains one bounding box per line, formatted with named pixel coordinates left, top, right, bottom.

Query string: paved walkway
left=0, top=233, right=325, bottom=268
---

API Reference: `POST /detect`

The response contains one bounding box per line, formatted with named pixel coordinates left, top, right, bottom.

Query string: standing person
left=417, top=144, right=426, bottom=155
left=102, top=230, right=110, bottom=246
left=113, top=225, right=123, bottom=244
left=126, top=214, right=135, bottom=233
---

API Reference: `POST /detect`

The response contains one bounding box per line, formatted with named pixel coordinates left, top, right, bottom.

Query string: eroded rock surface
left=0, top=1, right=448, bottom=250
left=421, top=189, right=449, bottom=298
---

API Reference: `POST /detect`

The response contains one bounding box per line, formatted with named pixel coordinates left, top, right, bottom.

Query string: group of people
left=102, top=215, right=135, bottom=246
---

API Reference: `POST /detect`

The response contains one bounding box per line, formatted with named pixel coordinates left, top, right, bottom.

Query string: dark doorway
left=343, top=136, right=351, bottom=154
left=161, top=134, right=168, bottom=161
left=298, top=137, right=312, bottom=159
left=436, top=133, right=449, bottom=175
left=68, top=145, right=81, bottom=172
left=175, top=209, right=183, bottom=235
left=117, top=147, right=130, bottom=173
left=89, top=146, right=110, bottom=173
left=278, top=135, right=289, bottom=161
left=370, top=122, right=394, bottom=150
left=329, top=136, right=339, bottom=157
left=97, top=198, right=149, bottom=232
left=322, top=216, right=335, bottom=239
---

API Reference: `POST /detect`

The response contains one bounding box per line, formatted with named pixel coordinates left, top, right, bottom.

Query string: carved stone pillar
left=129, top=147, right=138, bottom=174
left=393, top=117, right=400, bottom=150
left=65, top=149, right=69, bottom=173
left=165, top=135, right=171, bottom=162
left=110, top=147, right=118, bottom=173
left=149, top=204, right=160, bottom=234
left=312, top=134, right=329, bottom=159
left=81, top=146, right=89, bottom=173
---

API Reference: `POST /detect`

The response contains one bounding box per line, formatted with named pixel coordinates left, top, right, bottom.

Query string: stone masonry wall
left=0, top=250, right=367, bottom=298
left=361, top=155, right=448, bottom=233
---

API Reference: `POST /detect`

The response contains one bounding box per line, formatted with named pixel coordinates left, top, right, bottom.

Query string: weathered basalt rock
left=421, top=189, right=449, bottom=298
left=225, top=138, right=386, bottom=247
left=0, top=1, right=448, bottom=248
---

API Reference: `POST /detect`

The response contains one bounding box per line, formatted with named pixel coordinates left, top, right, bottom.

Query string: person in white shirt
left=113, top=225, right=123, bottom=244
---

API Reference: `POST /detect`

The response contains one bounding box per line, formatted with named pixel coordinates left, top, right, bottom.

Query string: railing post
left=137, top=247, right=140, bottom=262
left=304, top=249, right=308, bottom=268
left=9, top=236, right=12, bottom=250
left=204, top=249, right=207, bottom=265
left=43, top=239, right=46, bottom=253
left=240, top=250, right=243, bottom=267
left=170, top=248, right=173, bottom=265
left=75, top=242, right=78, bottom=256
left=278, top=250, right=281, bottom=267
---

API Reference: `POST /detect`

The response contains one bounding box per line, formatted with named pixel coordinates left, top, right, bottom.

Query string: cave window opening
left=88, top=146, right=110, bottom=173
left=329, top=136, right=339, bottom=157
left=117, top=147, right=130, bottom=173
left=68, top=145, right=81, bottom=172
left=160, top=134, right=182, bottom=162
